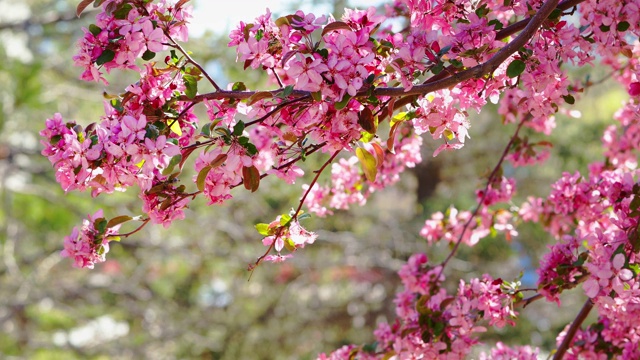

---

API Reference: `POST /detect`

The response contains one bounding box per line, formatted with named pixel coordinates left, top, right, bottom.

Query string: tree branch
left=553, top=299, right=594, bottom=360
left=190, top=0, right=564, bottom=105
left=438, top=118, right=526, bottom=270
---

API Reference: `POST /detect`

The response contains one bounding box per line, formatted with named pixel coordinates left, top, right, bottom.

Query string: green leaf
left=95, top=49, right=115, bottom=66
left=107, top=215, right=133, bottom=228
left=89, top=24, right=102, bottom=36
left=562, top=94, right=575, bottom=105
left=356, top=147, right=378, bottom=182
left=431, top=61, right=444, bottom=75
left=255, top=223, right=272, bottom=236
left=245, top=143, right=258, bottom=156
left=281, top=85, right=294, bottom=98
left=214, top=127, right=231, bottom=138
left=630, top=195, right=640, bottom=211
left=196, top=165, right=212, bottom=192
left=361, top=131, right=375, bottom=143
left=298, top=213, right=311, bottom=221
left=232, top=82, right=247, bottom=91
left=506, top=59, right=526, bottom=78
left=183, top=74, right=198, bottom=99
left=95, top=218, right=108, bottom=235
left=599, top=24, right=610, bottom=32
left=547, top=8, right=562, bottom=20
left=280, top=213, right=292, bottom=226
left=162, top=154, right=182, bottom=175
left=233, top=121, right=245, bottom=136
left=617, top=21, right=631, bottom=32
left=334, top=94, right=351, bottom=110
left=142, top=50, right=156, bottom=61
left=113, top=3, right=133, bottom=19
left=488, top=19, right=503, bottom=31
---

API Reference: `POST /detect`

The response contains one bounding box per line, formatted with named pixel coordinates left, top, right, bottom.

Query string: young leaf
left=183, top=74, right=198, bottom=99
left=321, top=21, right=351, bottom=37
left=196, top=165, right=212, bottom=192
left=370, top=143, right=385, bottom=168
left=334, top=94, right=351, bottom=110
left=356, top=147, right=378, bottom=182
left=387, top=122, right=401, bottom=154
left=162, top=154, right=183, bottom=176
left=107, top=215, right=133, bottom=228
left=247, top=91, right=273, bottom=105
left=242, top=165, right=260, bottom=192
left=76, top=0, right=94, bottom=16
left=255, top=223, right=272, bottom=236
left=169, top=120, right=182, bottom=136
left=232, top=82, right=247, bottom=91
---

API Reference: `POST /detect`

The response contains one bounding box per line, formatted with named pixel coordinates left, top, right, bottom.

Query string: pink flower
left=629, top=82, right=640, bottom=96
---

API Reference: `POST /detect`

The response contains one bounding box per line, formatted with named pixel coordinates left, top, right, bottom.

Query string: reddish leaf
left=371, top=143, right=385, bottom=168
left=178, top=147, right=198, bottom=170
left=358, top=107, right=377, bottom=134
left=280, top=50, right=297, bottom=67
left=387, top=97, right=396, bottom=119
left=321, top=21, right=351, bottom=37
left=107, top=215, right=133, bottom=228
left=242, top=165, right=261, bottom=192
left=247, top=91, right=273, bottom=105
left=210, top=153, right=228, bottom=168
left=76, top=0, right=93, bottom=16
left=175, top=0, right=190, bottom=9
left=387, top=122, right=401, bottom=154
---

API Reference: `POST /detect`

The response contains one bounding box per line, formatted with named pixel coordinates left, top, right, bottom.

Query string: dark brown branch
left=191, top=0, right=564, bottom=105
left=496, top=0, right=587, bottom=39
left=553, top=299, right=594, bottom=360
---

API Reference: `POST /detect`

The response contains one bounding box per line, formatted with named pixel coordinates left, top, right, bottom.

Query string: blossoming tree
left=40, top=0, right=640, bottom=358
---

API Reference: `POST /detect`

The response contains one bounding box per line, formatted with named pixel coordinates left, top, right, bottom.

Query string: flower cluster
left=74, top=0, right=191, bottom=84
left=320, top=254, right=521, bottom=359
left=61, top=210, right=120, bottom=269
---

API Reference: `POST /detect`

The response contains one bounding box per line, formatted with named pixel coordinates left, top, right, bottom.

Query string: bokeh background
left=0, top=0, right=627, bottom=359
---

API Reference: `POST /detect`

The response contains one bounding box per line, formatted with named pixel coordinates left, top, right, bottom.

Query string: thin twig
left=167, top=33, right=222, bottom=91
left=294, top=150, right=341, bottom=219
left=245, top=95, right=312, bottom=127
left=439, top=119, right=526, bottom=270
left=114, top=219, right=151, bottom=238
left=553, top=299, right=594, bottom=360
